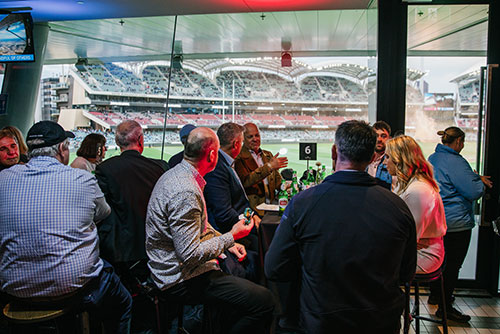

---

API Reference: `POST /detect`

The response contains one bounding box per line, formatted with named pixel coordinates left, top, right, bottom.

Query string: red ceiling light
left=281, top=52, right=292, bottom=67
left=212, top=0, right=336, bottom=12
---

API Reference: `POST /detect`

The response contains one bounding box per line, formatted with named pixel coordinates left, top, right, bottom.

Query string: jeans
left=164, top=270, right=275, bottom=334
left=430, top=229, right=472, bottom=308
left=82, top=260, right=133, bottom=334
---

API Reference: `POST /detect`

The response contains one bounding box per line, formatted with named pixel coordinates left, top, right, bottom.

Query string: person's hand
left=252, top=215, right=261, bottom=229
left=269, top=153, right=288, bottom=170
left=480, top=175, right=493, bottom=188
left=475, top=170, right=493, bottom=189
left=228, top=243, right=247, bottom=262
left=230, top=218, right=254, bottom=240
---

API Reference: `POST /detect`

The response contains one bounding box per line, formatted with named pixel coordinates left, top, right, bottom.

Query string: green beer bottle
left=278, top=180, right=289, bottom=215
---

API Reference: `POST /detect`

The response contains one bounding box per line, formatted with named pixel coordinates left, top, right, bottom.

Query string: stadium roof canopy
left=186, top=58, right=376, bottom=81
left=0, top=0, right=488, bottom=64
left=450, top=70, right=481, bottom=85
left=137, top=58, right=425, bottom=83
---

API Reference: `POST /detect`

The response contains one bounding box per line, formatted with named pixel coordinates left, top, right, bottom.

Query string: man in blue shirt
left=366, top=120, right=395, bottom=190
left=0, top=121, right=132, bottom=333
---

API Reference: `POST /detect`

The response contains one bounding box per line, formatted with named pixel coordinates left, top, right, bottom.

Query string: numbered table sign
left=299, top=143, right=317, bottom=160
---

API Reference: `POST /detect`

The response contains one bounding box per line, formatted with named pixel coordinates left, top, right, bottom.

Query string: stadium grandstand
left=48, top=58, right=430, bottom=145
left=451, top=70, right=481, bottom=132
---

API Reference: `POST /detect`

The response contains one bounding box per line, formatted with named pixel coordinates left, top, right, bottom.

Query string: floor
left=404, top=294, right=500, bottom=334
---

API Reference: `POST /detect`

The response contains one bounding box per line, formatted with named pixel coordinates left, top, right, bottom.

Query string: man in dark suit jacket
left=204, top=122, right=260, bottom=281
left=265, top=120, right=416, bottom=333
left=95, top=120, right=168, bottom=279
left=204, top=122, right=250, bottom=234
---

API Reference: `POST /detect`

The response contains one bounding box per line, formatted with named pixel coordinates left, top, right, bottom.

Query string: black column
left=376, top=0, right=408, bottom=135
left=0, top=23, right=49, bottom=134
left=476, top=0, right=500, bottom=295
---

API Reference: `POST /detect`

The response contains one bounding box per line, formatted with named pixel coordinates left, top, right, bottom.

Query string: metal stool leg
left=404, top=282, right=411, bottom=334
left=414, top=281, right=420, bottom=334
left=439, top=276, right=448, bottom=334
left=153, top=296, right=163, bottom=334
left=177, top=305, right=190, bottom=334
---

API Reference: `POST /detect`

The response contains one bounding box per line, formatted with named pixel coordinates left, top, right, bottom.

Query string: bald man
left=234, top=123, right=288, bottom=215
left=146, top=127, right=275, bottom=334
left=95, top=120, right=168, bottom=281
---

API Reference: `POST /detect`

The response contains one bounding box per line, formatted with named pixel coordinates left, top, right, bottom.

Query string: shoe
left=436, top=307, right=471, bottom=323
left=428, top=294, right=439, bottom=305
left=428, top=294, right=455, bottom=305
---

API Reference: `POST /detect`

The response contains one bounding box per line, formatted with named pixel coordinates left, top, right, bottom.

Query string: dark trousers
left=164, top=270, right=275, bottom=334
left=430, top=229, right=472, bottom=308
left=82, top=260, right=133, bottom=334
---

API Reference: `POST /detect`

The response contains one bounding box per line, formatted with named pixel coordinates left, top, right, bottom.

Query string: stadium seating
left=75, top=63, right=370, bottom=104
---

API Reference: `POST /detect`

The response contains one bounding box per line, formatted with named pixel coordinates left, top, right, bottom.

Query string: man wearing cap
left=95, top=120, right=168, bottom=286
left=168, top=123, right=196, bottom=169
left=0, top=129, right=20, bottom=171
left=0, top=121, right=132, bottom=333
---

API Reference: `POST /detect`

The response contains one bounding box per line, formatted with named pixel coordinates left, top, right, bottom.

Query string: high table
left=259, top=211, right=281, bottom=255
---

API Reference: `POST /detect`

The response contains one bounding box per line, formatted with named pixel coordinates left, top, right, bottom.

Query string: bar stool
left=404, top=266, right=448, bottom=334
left=2, top=299, right=91, bottom=334
left=140, top=280, right=212, bottom=334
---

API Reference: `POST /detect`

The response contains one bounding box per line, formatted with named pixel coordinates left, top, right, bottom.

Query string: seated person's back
left=0, top=121, right=132, bottom=333
left=265, top=120, right=416, bottom=333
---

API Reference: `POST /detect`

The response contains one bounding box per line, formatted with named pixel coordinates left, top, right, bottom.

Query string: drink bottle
left=307, top=167, right=315, bottom=186
left=278, top=180, right=289, bottom=215
left=319, top=165, right=327, bottom=183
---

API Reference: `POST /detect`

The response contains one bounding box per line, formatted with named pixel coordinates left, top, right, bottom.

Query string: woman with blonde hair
left=385, top=135, right=446, bottom=275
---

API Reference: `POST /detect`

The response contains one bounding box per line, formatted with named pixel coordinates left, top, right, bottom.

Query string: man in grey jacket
left=146, top=127, right=275, bottom=334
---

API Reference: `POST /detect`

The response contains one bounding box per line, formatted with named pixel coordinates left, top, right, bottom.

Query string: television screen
left=0, top=13, right=34, bottom=62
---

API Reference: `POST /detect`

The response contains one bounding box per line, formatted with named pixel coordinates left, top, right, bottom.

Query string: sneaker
left=428, top=294, right=455, bottom=305
left=436, top=307, right=471, bottom=323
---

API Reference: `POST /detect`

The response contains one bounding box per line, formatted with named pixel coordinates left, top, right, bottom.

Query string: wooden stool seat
left=3, top=302, right=69, bottom=323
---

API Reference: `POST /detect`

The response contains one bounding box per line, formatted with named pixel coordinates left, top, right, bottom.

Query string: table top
left=261, top=212, right=281, bottom=226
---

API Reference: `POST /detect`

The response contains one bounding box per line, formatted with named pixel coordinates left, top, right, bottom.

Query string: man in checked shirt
left=146, top=127, right=275, bottom=334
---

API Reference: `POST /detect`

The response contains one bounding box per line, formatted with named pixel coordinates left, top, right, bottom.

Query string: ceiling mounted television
left=0, top=13, right=34, bottom=62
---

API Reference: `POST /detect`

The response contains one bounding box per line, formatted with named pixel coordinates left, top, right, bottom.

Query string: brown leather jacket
left=234, top=146, right=281, bottom=215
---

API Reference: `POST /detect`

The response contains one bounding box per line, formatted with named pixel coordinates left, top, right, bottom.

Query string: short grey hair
left=217, top=122, right=243, bottom=148
left=115, top=120, right=142, bottom=149
left=28, top=139, right=69, bottom=159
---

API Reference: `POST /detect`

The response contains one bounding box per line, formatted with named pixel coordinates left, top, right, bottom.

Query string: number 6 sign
left=299, top=142, right=317, bottom=160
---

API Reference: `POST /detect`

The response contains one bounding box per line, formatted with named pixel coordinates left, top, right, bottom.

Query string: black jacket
left=95, top=150, right=168, bottom=263
left=265, top=171, right=416, bottom=333
left=168, top=150, right=184, bottom=169
left=204, top=152, right=249, bottom=233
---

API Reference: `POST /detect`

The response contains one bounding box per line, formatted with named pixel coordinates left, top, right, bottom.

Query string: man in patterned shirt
left=146, top=127, right=275, bottom=334
left=0, top=121, right=132, bottom=334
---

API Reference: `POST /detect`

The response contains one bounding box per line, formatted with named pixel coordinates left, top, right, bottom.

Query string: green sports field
left=70, top=141, right=478, bottom=175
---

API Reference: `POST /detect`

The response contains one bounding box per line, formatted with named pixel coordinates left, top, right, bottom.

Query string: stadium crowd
left=76, top=63, right=377, bottom=103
